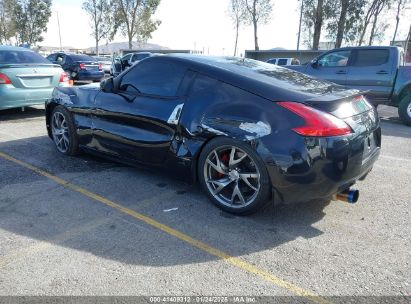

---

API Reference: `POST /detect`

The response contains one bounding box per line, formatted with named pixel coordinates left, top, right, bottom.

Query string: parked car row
left=46, top=52, right=105, bottom=82
left=110, top=52, right=153, bottom=76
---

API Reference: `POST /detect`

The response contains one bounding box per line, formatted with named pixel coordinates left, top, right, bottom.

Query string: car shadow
left=380, top=120, right=411, bottom=139
left=0, top=106, right=45, bottom=122
left=0, top=135, right=329, bottom=267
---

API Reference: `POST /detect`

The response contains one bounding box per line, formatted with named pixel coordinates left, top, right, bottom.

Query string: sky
left=43, top=0, right=411, bottom=55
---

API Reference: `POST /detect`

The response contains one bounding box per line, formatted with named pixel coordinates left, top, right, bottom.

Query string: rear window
left=69, top=54, right=96, bottom=62
left=352, top=49, right=389, bottom=67
left=0, top=50, right=50, bottom=64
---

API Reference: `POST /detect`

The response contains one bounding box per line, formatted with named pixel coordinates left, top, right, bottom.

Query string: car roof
left=330, top=46, right=399, bottom=51
left=147, top=54, right=353, bottom=102
left=0, top=45, right=35, bottom=52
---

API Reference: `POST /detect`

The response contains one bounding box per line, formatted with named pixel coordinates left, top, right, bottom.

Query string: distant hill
left=85, top=41, right=170, bottom=54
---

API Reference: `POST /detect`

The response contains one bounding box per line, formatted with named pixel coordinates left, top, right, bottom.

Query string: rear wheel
left=51, top=106, right=79, bottom=155
left=398, top=95, right=411, bottom=126
left=198, top=137, right=271, bottom=215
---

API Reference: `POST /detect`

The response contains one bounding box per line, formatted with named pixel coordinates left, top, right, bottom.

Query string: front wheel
left=51, top=106, right=79, bottom=155
left=198, top=137, right=271, bottom=215
left=398, top=95, right=411, bottom=126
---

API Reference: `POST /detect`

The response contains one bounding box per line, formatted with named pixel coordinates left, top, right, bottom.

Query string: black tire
left=50, top=105, right=80, bottom=156
left=198, top=137, right=271, bottom=215
left=398, top=95, right=411, bottom=126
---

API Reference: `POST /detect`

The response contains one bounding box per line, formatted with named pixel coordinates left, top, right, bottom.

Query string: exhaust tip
left=336, top=189, right=359, bottom=204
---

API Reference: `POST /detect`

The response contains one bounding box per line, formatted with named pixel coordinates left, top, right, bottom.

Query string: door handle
left=336, top=70, right=346, bottom=74
left=376, top=70, right=388, bottom=75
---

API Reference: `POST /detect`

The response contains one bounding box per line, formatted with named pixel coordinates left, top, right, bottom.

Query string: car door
left=92, top=58, right=187, bottom=165
left=345, top=48, right=393, bottom=104
left=306, top=49, right=352, bottom=85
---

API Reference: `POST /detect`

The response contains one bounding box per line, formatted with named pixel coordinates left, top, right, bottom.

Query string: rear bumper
left=262, top=126, right=381, bottom=204
left=0, top=85, right=56, bottom=110
left=76, top=71, right=104, bottom=81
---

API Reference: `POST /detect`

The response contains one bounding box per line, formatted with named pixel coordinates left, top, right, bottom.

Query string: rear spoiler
left=305, top=87, right=367, bottom=104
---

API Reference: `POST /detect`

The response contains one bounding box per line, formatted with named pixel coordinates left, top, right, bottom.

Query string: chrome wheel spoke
left=207, top=177, right=233, bottom=195
left=231, top=183, right=245, bottom=205
left=207, top=150, right=227, bottom=174
left=52, top=112, right=70, bottom=153
left=229, top=147, right=247, bottom=167
left=240, top=173, right=259, bottom=191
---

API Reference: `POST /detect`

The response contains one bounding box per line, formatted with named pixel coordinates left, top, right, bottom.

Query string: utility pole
left=297, top=0, right=304, bottom=50
left=405, top=24, right=411, bottom=63
left=56, top=11, right=62, bottom=51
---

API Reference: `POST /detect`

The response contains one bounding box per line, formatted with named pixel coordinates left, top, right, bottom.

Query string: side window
left=122, top=54, right=132, bottom=62
left=352, top=49, right=389, bottom=67
left=267, top=59, right=277, bottom=64
left=56, top=54, right=65, bottom=63
left=189, top=74, right=219, bottom=96
left=47, top=54, right=56, bottom=62
left=277, top=59, right=288, bottom=66
left=120, top=60, right=186, bottom=97
left=318, top=50, right=351, bottom=67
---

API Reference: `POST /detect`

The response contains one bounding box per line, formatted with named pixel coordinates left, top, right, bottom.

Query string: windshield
left=0, top=50, right=50, bottom=64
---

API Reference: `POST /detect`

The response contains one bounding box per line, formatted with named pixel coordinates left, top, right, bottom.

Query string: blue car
left=47, top=52, right=104, bottom=82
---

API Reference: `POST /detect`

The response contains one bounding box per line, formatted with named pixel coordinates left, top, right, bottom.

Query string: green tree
left=326, top=0, right=365, bottom=47
left=14, top=0, right=52, bottom=46
left=357, top=0, right=390, bottom=45
left=113, top=0, right=161, bottom=50
left=302, top=0, right=334, bottom=49
left=0, top=0, right=16, bottom=44
left=82, top=0, right=117, bottom=55
left=228, top=0, right=247, bottom=56
left=391, top=0, right=410, bottom=43
left=245, top=0, right=273, bottom=51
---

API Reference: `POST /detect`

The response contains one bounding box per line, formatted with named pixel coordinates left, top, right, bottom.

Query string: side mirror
left=100, top=77, right=114, bottom=93
left=311, top=59, right=319, bottom=69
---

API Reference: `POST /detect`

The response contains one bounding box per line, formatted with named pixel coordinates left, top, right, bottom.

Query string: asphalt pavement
left=0, top=105, right=409, bottom=301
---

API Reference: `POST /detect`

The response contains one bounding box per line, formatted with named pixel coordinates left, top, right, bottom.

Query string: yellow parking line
left=0, top=218, right=110, bottom=268
left=0, top=151, right=329, bottom=304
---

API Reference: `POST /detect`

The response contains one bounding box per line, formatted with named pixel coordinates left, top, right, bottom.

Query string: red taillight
left=0, top=73, right=11, bottom=84
left=98, top=63, right=102, bottom=71
left=79, top=63, right=86, bottom=70
left=277, top=101, right=352, bottom=137
left=59, top=72, right=69, bottom=83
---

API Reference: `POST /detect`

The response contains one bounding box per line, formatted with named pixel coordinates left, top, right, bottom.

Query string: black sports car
left=45, top=55, right=381, bottom=214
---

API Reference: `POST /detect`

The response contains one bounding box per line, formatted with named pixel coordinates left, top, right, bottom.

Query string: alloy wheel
left=52, top=111, right=69, bottom=153
left=203, top=146, right=261, bottom=208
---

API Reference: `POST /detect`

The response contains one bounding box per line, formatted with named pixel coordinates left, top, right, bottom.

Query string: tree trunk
left=312, top=0, right=324, bottom=50
left=128, top=35, right=132, bottom=49
left=335, top=0, right=349, bottom=48
left=358, top=0, right=376, bottom=46
left=234, top=19, right=239, bottom=56
left=253, top=18, right=259, bottom=51
left=368, top=12, right=378, bottom=45
left=392, top=0, right=402, bottom=44
left=96, top=38, right=99, bottom=56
